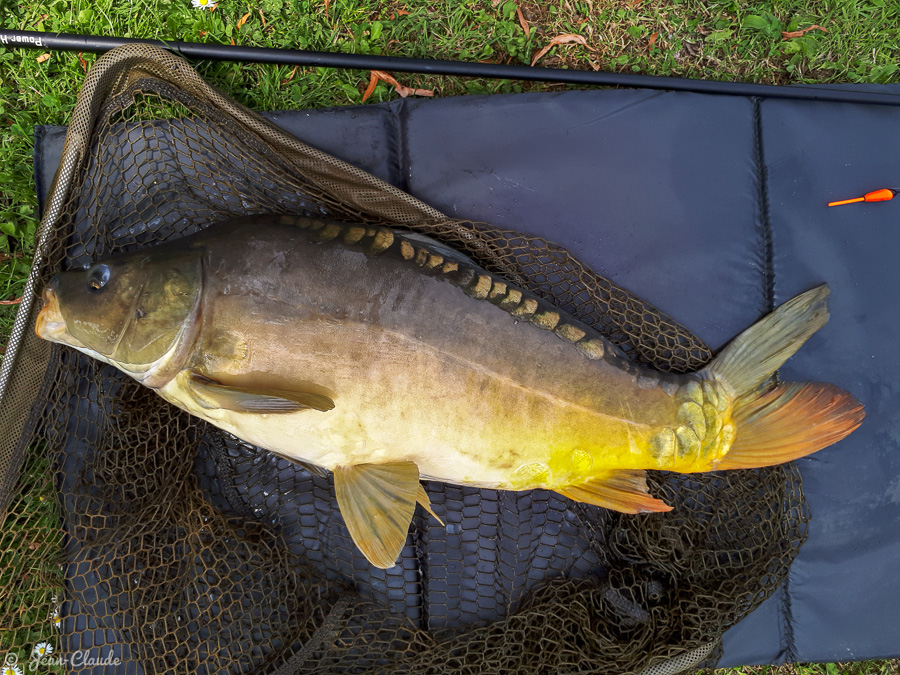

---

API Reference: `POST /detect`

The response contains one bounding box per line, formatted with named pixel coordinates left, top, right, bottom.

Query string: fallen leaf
left=325, top=0, right=330, bottom=19
left=237, top=11, right=251, bottom=30
left=77, top=52, right=88, bottom=72
left=391, top=9, right=409, bottom=19
left=229, top=37, right=235, bottom=46
left=362, top=71, right=379, bottom=102
left=281, top=65, right=299, bottom=85
left=33, top=13, right=49, bottom=25
left=365, top=70, right=434, bottom=99
left=531, top=33, right=594, bottom=67
left=781, top=24, right=827, bottom=38
left=628, top=0, right=641, bottom=6
left=0, top=297, right=22, bottom=306
left=648, top=32, right=658, bottom=49
left=516, top=6, right=530, bottom=37
left=259, top=9, right=267, bottom=27
left=36, top=53, right=50, bottom=63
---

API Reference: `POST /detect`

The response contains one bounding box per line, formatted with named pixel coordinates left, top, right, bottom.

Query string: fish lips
left=35, top=276, right=86, bottom=350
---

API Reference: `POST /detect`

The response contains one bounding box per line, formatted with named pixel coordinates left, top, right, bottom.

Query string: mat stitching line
left=389, top=98, right=412, bottom=195
left=754, top=96, right=798, bottom=664
left=780, top=571, right=799, bottom=663
left=752, top=97, right=775, bottom=314
left=385, top=99, right=401, bottom=192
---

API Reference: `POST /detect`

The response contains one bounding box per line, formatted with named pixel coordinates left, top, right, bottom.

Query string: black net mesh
left=0, top=45, right=808, bottom=674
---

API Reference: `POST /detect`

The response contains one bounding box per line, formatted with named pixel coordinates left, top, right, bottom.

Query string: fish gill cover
left=0, top=45, right=808, bottom=674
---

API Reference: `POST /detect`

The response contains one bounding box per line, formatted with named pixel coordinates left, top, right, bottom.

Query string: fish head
left=36, top=247, right=204, bottom=386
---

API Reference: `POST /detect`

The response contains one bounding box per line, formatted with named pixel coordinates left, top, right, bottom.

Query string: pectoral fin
left=334, top=461, right=422, bottom=569
left=555, top=470, right=673, bottom=514
left=189, top=372, right=334, bottom=413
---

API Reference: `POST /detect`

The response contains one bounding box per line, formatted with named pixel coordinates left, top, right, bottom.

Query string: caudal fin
left=704, top=285, right=865, bottom=470
left=706, top=285, right=831, bottom=393
left=715, top=382, right=864, bottom=469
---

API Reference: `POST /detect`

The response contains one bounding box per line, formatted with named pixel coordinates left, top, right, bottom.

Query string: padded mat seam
left=754, top=96, right=798, bottom=664
left=382, top=101, right=402, bottom=191
left=779, top=573, right=799, bottom=663
left=752, top=98, right=775, bottom=314
left=389, top=98, right=412, bottom=194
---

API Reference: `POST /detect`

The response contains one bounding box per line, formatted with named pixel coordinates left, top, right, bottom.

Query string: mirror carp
left=36, top=215, right=864, bottom=568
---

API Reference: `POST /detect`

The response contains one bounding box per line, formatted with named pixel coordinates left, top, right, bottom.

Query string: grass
left=0, top=0, right=898, bottom=672
left=722, top=665, right=899, bottom=675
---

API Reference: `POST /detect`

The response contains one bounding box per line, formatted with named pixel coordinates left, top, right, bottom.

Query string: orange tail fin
left=716, top=382, right=865, bottom=470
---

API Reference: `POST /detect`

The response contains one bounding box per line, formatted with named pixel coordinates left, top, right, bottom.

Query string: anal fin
left=555, top=470, right=673, bottom=514
left=334, top=461, right=421, bottom=569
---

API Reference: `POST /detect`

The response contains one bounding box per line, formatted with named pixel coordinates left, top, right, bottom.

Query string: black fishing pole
left=2, top=29, right=900, bottom=106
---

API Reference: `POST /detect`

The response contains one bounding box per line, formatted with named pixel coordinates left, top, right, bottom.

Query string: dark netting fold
left=0, top=44, right=808, bottom=674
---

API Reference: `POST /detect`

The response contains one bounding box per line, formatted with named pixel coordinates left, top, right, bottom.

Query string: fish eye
left=88, top=264, right=111, bottom=291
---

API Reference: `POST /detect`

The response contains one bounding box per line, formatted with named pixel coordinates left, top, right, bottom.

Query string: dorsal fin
left=396, top=231, right=475, bottom=265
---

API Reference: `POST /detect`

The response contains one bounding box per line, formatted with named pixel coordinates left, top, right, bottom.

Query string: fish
left=35, top=214, right=865, bottom=568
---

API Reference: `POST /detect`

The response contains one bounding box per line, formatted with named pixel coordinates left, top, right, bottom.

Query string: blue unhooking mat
left=34, top=84, right=900, bottom=668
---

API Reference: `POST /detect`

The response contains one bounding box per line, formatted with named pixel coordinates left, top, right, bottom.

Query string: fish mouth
left=35, top=278, right=84, bottom=348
